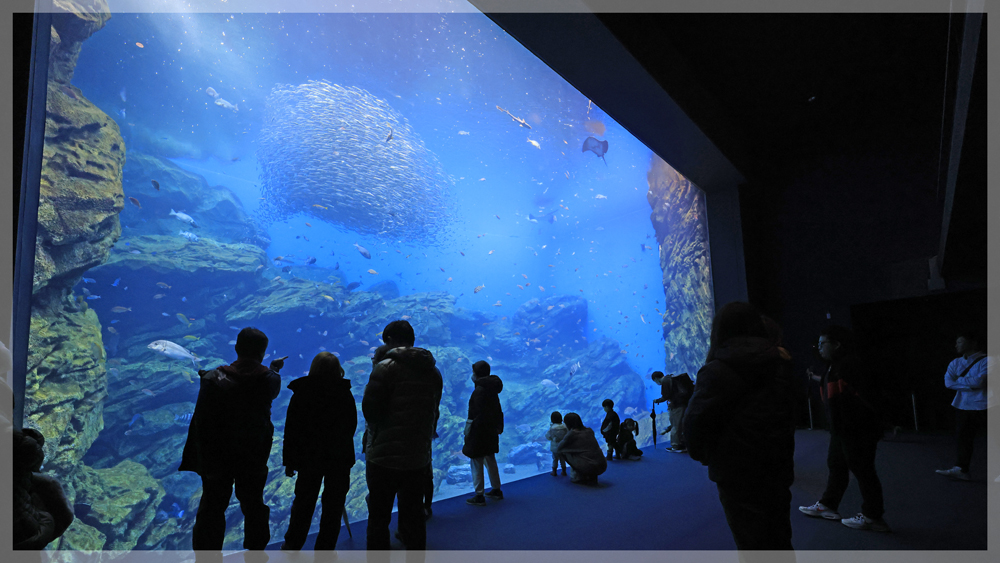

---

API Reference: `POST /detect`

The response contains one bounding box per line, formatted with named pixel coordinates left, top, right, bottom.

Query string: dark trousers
left=716, top=481, right=793, bottom=551
left=283, top=465, right=352, bottom=550
left=192, top=467, right=271, bottom=550
left=819, top=432, right=884, bottom=520
left=602, top=433, right=620, bottom=458
left=955, top=408, right=987, bottom=473
left=423, top=465, right=434, bottom=509
left=366, top=462, right=428, bottom=551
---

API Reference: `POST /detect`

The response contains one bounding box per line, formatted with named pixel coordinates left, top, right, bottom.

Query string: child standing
left=545, top=412, right=569, bottom=476
left=600, top=399, right=621, bottom=460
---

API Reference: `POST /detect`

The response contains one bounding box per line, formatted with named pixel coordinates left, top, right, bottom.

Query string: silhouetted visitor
left=463, top=360, right=505, bottom=506
left=683, top=302, right=797, bottom=552
left=362, top=320, right=442, bottom=552
left=798, top=325, right=889, bottom=532
left=281, top=351, right=358, bottom=551
left=616, top=417, right=643, bottom=460
left=13, top=428, right=74, bottom=550
left=653, top=371, right=694, bottom=453
left=180, top=327, right=283, bottom=551
left=936, top=330, right=990, bottom=481
left=600, top=399, right=621, bottom=460
left=545, top=411, right=569, bottom=476
left=555, top=412, right=607, bottom=484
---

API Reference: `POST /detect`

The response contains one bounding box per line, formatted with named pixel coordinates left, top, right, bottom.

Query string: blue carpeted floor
left=264, top=429, right=989, bottom=551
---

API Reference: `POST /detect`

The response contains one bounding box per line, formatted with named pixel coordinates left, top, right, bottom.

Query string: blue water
left=53, top=7, right=713, bottom=549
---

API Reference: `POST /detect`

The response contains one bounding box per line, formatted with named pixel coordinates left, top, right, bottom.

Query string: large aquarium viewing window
left=22, top=1, right=714, bottom=550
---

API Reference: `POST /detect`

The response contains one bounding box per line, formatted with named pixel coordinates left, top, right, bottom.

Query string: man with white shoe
left=935, top=331, right=990, bottom=481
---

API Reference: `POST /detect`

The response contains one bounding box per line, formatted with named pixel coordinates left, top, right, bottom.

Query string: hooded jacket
left=555, top=427, right=608, bottom=477
left=683, top=337, right=796, bottom=486
left=179, top=358, right=281, bottom=475
left=283, top=374, right=358, bottom=472
left=658, top=373, right=695, bottom=406
left=462, top=374, right=504, bottom=458
left=362, top=347, right=443, bottom=471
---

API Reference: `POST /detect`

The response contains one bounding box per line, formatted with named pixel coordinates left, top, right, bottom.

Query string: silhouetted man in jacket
left=180, top=327, right=283, bottom=551
left=362, top=320, right=442, bottom=554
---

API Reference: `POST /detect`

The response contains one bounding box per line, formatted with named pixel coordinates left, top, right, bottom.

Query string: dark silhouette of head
left=472, top=360, right=490, bottom=379
left=762, top=316, right=784, bottom=346
left=550, top=411, right=563, bottom=424
left=235, top=327, right=268, bottom=360
left=563, top=412, right=583, bottom=430
left=651, top=371, right=665, bottom=382
left=956, top=330, right=983, bottom=351
left=602, top=399, right=614, bottom=409
left=310, top=351, right=344, bottom=379
left=818, top=325, right=854, bottom=361
left=710, top=302, right=768, bottom=348
left=382, top=320, right=415, bottom=347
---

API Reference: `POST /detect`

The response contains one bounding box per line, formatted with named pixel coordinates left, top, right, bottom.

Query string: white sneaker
left=935, top=466, right=971, bottom=481
left=841, top=513, right=891, bottom=532
left=798, top=501, right=840, bottom=520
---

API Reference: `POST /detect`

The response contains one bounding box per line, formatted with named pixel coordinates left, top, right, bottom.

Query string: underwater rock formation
left=646, top=155, right=714, bottom=378
left=24, top=305, right=108, bottom=475
left=120, top=152, right=269, bottom=247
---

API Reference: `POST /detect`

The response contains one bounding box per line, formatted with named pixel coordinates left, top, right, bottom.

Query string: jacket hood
left=384, top=346, right=437, bottom=370
left=474, top=373, right=503, bottom=394
left=288, top=375, right=352, bottom=395
left=219, top=358, right=272, bottom=380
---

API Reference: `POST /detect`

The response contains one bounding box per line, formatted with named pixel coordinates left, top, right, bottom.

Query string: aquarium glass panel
left=26, top=6, right=714, bottom=550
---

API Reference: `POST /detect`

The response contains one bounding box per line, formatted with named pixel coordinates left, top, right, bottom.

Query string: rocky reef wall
left=646, top=156, right=714, bottom=377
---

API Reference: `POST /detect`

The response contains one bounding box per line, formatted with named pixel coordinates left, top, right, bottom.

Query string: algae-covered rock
left=69, top=460, right=165, bottom=551
left=23, top=304, right=108, bottom=475
left=54, top=519, right=107, bottom=551
left=646, top=155, right=713, bottom=377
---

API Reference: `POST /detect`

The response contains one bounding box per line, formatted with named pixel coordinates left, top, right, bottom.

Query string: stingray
left=582, top=136, right=608, bottom=165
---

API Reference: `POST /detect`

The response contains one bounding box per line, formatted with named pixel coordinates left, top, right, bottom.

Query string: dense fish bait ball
left=255, top=80, right=451, bottom=242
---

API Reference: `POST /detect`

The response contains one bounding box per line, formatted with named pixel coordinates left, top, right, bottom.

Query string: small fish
left=312, top=204, right=328, bottom=210
left=447, top=277, right=453, bottom=282
left=367, top=269, right=378, bottom=275
left=151, top=180, right=160, bottom=191
left=458, top=130, right=470, bottom=135
left=141, top=389, right=156, bottom=396
left=305, top=222, right=312, bottom=228
left=460, top=251, right=465, bottom=256
left=153, top=294, right=165, bottom=299
left=176, top=313, right=191, bottom=327
left=474, top=284, right=485, bottom=293
left=86, top=295, right=101, bottom=300
left=82, top=277, right=96, bottom=284
left=540, top=379, right=559, bottom=390
left=162, top=313, right=170, bottom=317
left=354, top=243, right=371, bottom=259
left=488, top=250, right=494, bottom=255
left=108, top=326, right=117, bottom=334
left=322, top=295, right=336, bottom=301
left=135, top=42, right=144, bottom=48
left=128, top=413, right=142, bottom=427
left=111, top=306, right=132, bottom=313
left=570, top=361, right=581, bottom=377
left=156, top=282, right=171, bottom=289
left=282, top=266, right=293, bottom=273
left=296, top=328, right=302, bottom=333
left=305, top=256, right=317, bottom=265
left=595, top=194, right=607, bottom=200
left=263, top=354, right=271, bottom=361
left=181, top=297, right=187, bottom=302
left=228, top=340, right=237, bottom=345
left=170, top=209, right=199, bottom=228
left=174, top=413, right=193, bottom=423
left=214, top=98, right=239, bottom=112
left=111, top=278, right=121, bottom=287
left=527, top=138, right=541, bottom=149
left=385, top=128, right=393, bottom=143
left=360, top=340, right=370, bottom=346
left=624, top=407, right=638, bottom=416
left=322, top=330, right=328, bottom=336
left=206, top=86, right=219, bottom=99
left=128, top=197, right=141, bottom=208
left=183, top=335, right=199, bottom=341
left=229, top=326, right=240, bottom=330
left=130, top=250, right=141, bottom=255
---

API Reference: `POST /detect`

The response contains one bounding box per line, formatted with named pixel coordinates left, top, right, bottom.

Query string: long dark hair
left=706, top=302, right=767, bottom=361
left=563, top=412, right=583, bottom=430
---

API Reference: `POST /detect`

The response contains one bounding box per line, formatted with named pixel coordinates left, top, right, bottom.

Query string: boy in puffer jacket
left=545, top=411, right=569, bottom=476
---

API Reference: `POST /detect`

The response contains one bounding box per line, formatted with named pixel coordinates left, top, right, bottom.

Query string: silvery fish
left=180, top=231, right=199, bottom=242
left=170, top=209, right=199, bottom=228
left=147, top=340, right=200, bottom=367
left=214, top=98, right=239, bottom=112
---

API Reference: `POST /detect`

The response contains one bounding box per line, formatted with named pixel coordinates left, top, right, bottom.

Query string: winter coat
left=179, top=358, right=281, bottom=475
left=546, top=423, right=568, bottom=453
left=683, top=336, right=796, bottom=486
left=601, top=410, right=620, bottom=440
left=462, top=374, right=504, bottom=458
left=362, top=347, right=443, bottom=471
left=283, top=375, right=358, bottom=472
left=821, top=353, right=883, bottom=439
left=658, top=373, right=695, bottom=406
left=555, top=427, right=608, bottom=477
left=13, top=429, right=73, bottom=550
